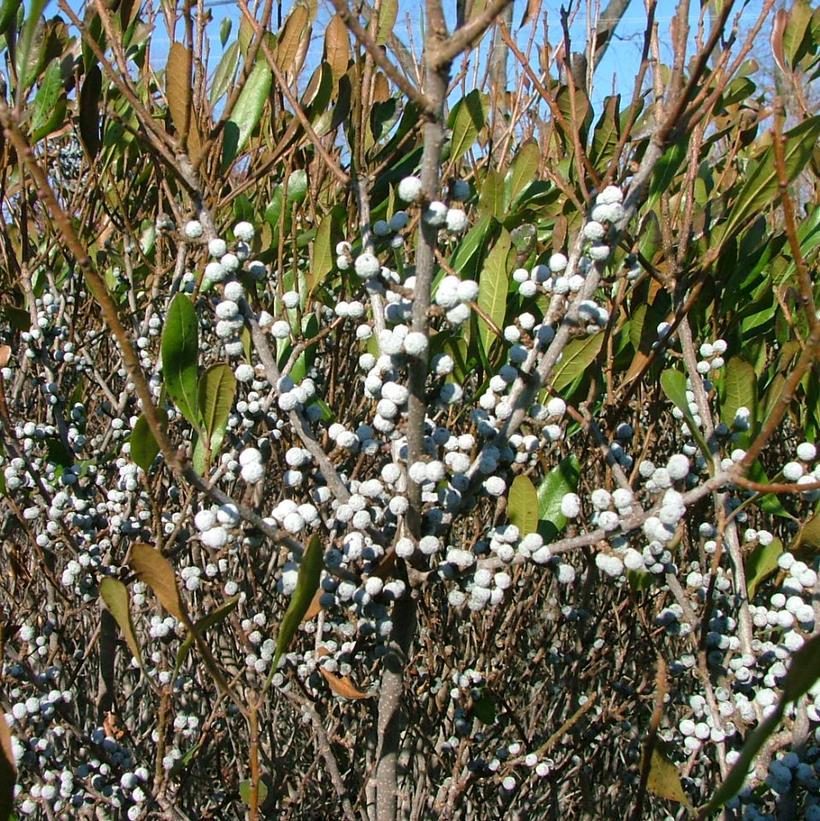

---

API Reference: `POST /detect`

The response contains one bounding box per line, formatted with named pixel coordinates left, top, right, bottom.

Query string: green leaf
left=310, top=205, right=342, bottom=291
left=222, top=58, right=272, bottom=170
left=719, top=116, right=820, bottom=244
left=15, top=0, right=48, bottom=91
left=174, top=596, right=239, bottom=675
left=30, top=58, right=66, bottom=142
left=745, top=537, right=783, bottom=600
left=551, top=333, right=604, bottom=393
left=99, top=578, right=145, bottom=672
left=219, top=17, right=231, bottom=47
left=286, top=168, right=308, bottom=203
left=783, top=0, right=813, bottom=69
left=161, top=294, right=201, bottom=431
left=719, top=357, right=756, bottom=432
left=209, top=41, right=240, bottom=106
left=472, top=693, right=496, bottom=724
left=239, top=779, right=268, bottom=806
left=195, top=364, right=236, bottom=472
left=272, top=534, right=323, bottom=672
left=448, top=90, right=487, bottom=162
left=781, top=632, right=820, bottom=703
left=478, top=168, right=504, bottom=218
left=508, top=475, right=538, bottom=536
left=647, top=138, right=688, bottom=209
left=744, top=462, right=796, bottom=521
left=589, top=94, right=620, bottom=168
left=537, top=455, right=580, bottom=533
left=659, top=369, right=712, bottom=462
left=130, top=409, right=168, bottom=472
left=504, top=141, right=540, bottom=210
left=0, top=0, right=22, bottom=33
left=476, top=229, right=511, bottom=359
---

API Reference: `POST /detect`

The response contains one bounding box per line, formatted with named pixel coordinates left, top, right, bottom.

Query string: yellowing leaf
left=645, top=744, right=691, bottom=807
left=129, top=543, right=187, bottom=623
left=99, top=578, right=145, bottom=671
left=508, top=475, right=538, bottom=536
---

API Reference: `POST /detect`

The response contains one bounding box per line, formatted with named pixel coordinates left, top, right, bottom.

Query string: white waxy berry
left=354, top=253, right=381, bottom=279
left=183, top=220, right=203, bottom=239
left=397, top=175, right=423, bottom=202
left=234, top=221, right=255, bottom=242
left=208, top=238, right=227, bottom=258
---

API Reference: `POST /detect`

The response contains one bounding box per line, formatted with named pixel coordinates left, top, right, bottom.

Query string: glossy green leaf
left=0, top=0, right=22, bottom=32
left=310, top=205, right=342, bottom=291
left=508, top=475, right=538, bottom=536
left=720, top=116, right=820, bottom=244
left=219, top=17, right=231, bottom=47
left=659, top=369, right=711, bottom=461
left=30, top=58, right=65, bottom=142
left=161, top=294, right=201, bottom=431
left=745, top=537, right=783, bottom=600
left=174, top=596, right=239, bottom=675
left=537, top=455, right=580, bottom=533
left=99, top=578, right=145, bottom=672
left=476, top=228, right=511, bottom=359
left=783, top=0, right=813, bottom=69
left=130, top=408, right=168, bottom=472
left=552, top=333, right=604, bottom=393
left=504, top=141, right=539, bottom=209
left=15, top=0, right=48, bottom=91
left=222, top=58, right=272, bottom=169
left=209, top=41, right=240, bottom=106
left=720, top=357, right=756, bottom=432
left=479, top=168, right=504, bottom=218
left=193, top=364, right=236, bottom=473
left=272, top=534, right=323, bottom=672
left=448, top=90, right=487, bottom=162
left=589, top=94, right=620, bottom=167
left=286, top=168, right=308, bottom=203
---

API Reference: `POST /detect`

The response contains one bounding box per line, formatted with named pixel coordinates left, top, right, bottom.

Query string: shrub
left=0, top=1, right=819, bottom=819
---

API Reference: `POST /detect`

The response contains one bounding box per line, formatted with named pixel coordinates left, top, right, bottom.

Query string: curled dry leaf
left=319, top=667, right=372, bottom=700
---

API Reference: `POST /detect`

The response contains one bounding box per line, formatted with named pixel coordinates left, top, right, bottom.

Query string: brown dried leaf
left=319, top=667, right=371, bottom=700
left=276, top=4, right=310, bottom=75
left=372, top=72, right=390, bottom=104
left=166, top=42, right=202, bottom=161
left=771, top=8, right=788, bottom=75
left=324, top=14, right=350, bottom=82
left=130, top=543, right=187, bottom=624
left=0, top=711, right=15, bottom=821
left=0, top=345, right=10, bottom=368
left=303, top=588, right=323, bottom=622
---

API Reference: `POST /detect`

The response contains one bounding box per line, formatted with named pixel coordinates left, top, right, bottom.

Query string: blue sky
left=53, top=0, right=772, bottom=112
